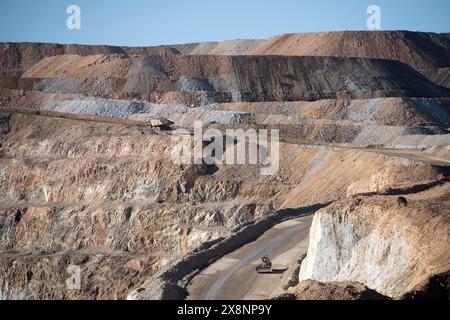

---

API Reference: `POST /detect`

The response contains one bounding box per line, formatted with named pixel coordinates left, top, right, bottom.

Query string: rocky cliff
left=1, top=108, right=447, bottom=299
left=298, top=183, right=450, bottom=298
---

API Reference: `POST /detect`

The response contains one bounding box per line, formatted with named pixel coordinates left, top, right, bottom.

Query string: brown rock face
left=14, top=54, right=450, bottom=103
left=402, top=271, right=450, bottom=300
left=247, top=31, right=450, bottom=70
left=285, top=280, right=390, bottom=300
left=3, top=31, right=449, bottom=71
left=0, top=30, right=449, bottom=300
left=0, top=42, right=178, bottom=74
left=419, top=68, right=450, bottom=88
left=1, top=109, right=448, bottom=299
left=298, top=184, right=450, bottom=298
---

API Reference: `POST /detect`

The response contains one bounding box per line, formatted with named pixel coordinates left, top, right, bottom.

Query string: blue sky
left=0, top=0, right=449, bottom=46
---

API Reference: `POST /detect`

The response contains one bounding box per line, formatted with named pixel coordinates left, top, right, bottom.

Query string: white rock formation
left=298, top=198, right=450, bottom=298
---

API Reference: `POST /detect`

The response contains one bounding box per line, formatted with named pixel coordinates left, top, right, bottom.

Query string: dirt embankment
left=3, top=31, right=449, bottom=89
left=247, top=31, right=450, bottom=70
left=169, top=31, right=450, bottom=91
left=174, top=31, right=449, bottom=69
left=210, top=98, right=450, bottom=127
left=419, top=68, right=450, bottom=88
left=0, top=42, right=179, bottom=75
left=277, top=280, right=390, bottom=300
left=4, top=31, right=449, bottom=70
left=12, top=54, right=450, bottom=103
left=0, top=30, right=449, bottom=300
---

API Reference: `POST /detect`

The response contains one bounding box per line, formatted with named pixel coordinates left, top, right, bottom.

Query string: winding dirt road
left=187, top=215, right=313, bottom=300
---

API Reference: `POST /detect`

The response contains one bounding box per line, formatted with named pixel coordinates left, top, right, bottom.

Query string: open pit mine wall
left=1, top=110, right=449, bottom=299
left=298, top=194, right=450, bottom=299
left=0, top=42, right=178, bottom=74
left=0, top=31, right=449, bottom=300
left=2, top=32, right=450, bottom=70
left=2, top=31, right=450, bottom=88
left=4, top=53, right=450, bottom=105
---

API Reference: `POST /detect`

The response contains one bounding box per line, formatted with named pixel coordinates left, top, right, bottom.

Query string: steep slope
left=0, top=43, right=126, bottom=75
left=282, top=280, right=390, bottom=300
left=2, top=31, right=449, bottom=73
left=298, top=183, right=450, bottom=298
left=1, top=110, right=447, bottom=299
left=171, top=39, right=263, bottom=55
left=1, top=30, right=450, bottom=301
left=0, top=42, right=179, bottom=75
left=164, top=31, right=450, bottom=72
left=419, top=68, right=450, bottom=88
left=248, top=31, right=450, bottom=70
left=15, top=54, right=450, bottom=103
left=209, top=98, right=450, bottom=127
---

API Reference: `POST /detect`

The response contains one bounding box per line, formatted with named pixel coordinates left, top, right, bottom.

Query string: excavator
left=255, top=255, right=273, bottom=273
